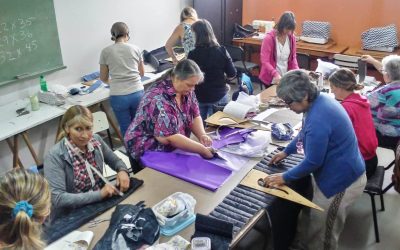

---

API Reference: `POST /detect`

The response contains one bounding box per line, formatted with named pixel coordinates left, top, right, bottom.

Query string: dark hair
left=171, top=59, right=204, bottom=82
left=329, top=68, right=364, bottom=91
left=180, top=7, right=198, bottom=22
left=191, top=19, right=220, bottom=47
left=110, top=22, right=129, bottom=41
left=277, top=70, right=318, bottom=104
left=275, top=11, right=296, bottom=34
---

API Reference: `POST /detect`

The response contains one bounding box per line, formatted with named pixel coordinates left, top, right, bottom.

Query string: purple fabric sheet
left=141, top=151, right=232, bottom=191
left=212, top=127, right=254, bottom=149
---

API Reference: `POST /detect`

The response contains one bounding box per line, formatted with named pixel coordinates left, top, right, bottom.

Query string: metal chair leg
left=369, top=194, right=380, bottom=243
left=379, top=193, right=385, bottom=211
left=383, top=182, right=394, bottom=194
left=107, top=128, right=114, bottom=150
left=384, top=160, right=395, bottom=170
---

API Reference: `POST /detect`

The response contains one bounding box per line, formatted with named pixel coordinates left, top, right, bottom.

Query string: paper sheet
left=103, top=150, right=131, bottom=178
left=45, top=230, right=94, bottom=250
left=223, top=101, right=255, bottom=119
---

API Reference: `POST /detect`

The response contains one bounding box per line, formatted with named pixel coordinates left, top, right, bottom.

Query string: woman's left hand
left=263, top=173, right=285, bottom=187
left=116, top=171, right=130, bottom=192
left=200, top=134, right=213, bottom=147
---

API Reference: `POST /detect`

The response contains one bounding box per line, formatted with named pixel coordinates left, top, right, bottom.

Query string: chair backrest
left=225, top=44, right=245, bottom=62
left=296, top=53, right=311, bottom=70
left=241, top=73, right=254, bottom=95
left=92, top=111, right=110, bottom=134
left=393, top=141, right=400, bottom=193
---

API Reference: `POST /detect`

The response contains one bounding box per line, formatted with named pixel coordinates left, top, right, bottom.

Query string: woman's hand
left=272, top=75, right=281, bottom=85
left=269, top=151, right=288, bottom=165
left=116, top=171, right=130, bottom=192
left=361, top=55, right=375, bottom=64
left=201, top=147, right=214, bottom=159
left=263, top=173, right=285, bottom=187
left=199, top=134, right=213, bottom=147
left=100, top=184, right=119, bottom=199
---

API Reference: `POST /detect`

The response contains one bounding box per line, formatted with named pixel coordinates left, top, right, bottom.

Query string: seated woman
left=259, top=11, right=299, bottom=86
left=165, top=7, right=198, bottom=64
left=263, top=70, right=366, bottom=250
left=329, top=68, right=378, bottom=178
left=44, top=105, right=130, bottom=212
left=0, top=169, right=51, bottom=250
left=188, top=19, right=236, bottom=120
left=125, top=59, right=214, bottom=162
left=363, top=55, right=400, bottom=150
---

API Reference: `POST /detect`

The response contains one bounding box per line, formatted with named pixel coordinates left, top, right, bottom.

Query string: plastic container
left=40, top=75, right=48, bottom=92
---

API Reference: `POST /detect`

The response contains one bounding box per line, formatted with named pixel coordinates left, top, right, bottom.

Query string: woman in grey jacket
left=44, top=105, right=130, bottom=212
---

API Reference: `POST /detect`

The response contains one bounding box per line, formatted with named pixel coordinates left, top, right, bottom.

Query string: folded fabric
left=192, top=214, right=233, bottom=250
left=219, top=130, right=270, bottom=157
left=43, top=178, right=144, bottom=244
left=82, top=71, right=100, bottom=82
left=212, top=127, right=254, bottom=149
left=141, top=151, right=232, bottom=191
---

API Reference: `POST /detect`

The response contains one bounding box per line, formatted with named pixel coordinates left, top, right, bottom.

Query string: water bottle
left=40, top=75, right=48, bottom=92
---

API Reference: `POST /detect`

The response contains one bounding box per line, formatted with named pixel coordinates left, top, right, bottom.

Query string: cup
left=30, top=95, right=40, bottom=111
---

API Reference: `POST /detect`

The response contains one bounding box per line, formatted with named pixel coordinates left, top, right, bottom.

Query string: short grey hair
left=171, top=59, right=204, bottom=82
left=382, top=55, right=400, bottom=81
left=277, top=70, right=318, bottom=103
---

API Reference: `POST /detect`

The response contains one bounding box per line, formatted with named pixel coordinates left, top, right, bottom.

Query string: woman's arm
left=191, top=116, right=212, bottom=146
left=361, top=55, right=382, bottom=72
left=100, top=64, right=110, bottom=83
left=260, top=35, right=280, bottom=81
left=138, top=60, right=145, bottom=77
left=165, top=24, right=183, bottom=64
left=156, top=133, right=213, bottom=158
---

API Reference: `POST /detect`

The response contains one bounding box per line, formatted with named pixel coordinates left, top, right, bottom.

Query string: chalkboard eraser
left=15, top=73, right=30, bottom=79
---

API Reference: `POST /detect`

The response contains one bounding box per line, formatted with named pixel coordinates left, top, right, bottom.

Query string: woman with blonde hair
left=0, top=169, right=51, bottom=250
left=44, top=105, right=130, bottom=213
left=165, top=7, right=198, bottom=64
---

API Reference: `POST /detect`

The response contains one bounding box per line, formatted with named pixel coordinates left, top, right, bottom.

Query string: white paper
left=223, top=101, right=255, bottom=119
left=45, top=231, right=94, bottom=250
left=103, top=150, right=131, bottom=177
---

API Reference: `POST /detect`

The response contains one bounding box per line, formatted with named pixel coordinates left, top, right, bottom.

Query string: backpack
left=393, top=142, right=400, bottom=193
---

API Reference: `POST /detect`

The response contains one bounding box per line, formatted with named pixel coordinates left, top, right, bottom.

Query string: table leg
left=55, top=117, right=62, bottom=143
left=6, top=138, right=24, bottom=168
left=99, top=103, right=123, bottom=143
left=21, top=132, right=40, bottom=166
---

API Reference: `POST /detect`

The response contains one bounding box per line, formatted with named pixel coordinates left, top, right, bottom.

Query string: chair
left=363, top=165, right=385, bottom=243
left=225, top=45, right=262, bottom=91
left=296, top=53, right=311, bottom=70
left=92, top=111, right=115, bottom=150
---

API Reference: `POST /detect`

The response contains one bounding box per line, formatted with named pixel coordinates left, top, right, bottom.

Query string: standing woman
left=0, top=169, right=51, bottom=250
left=329, top=68, right=378, bottom=178
left=165, top=7, right=198, bottom=64
left=44, top=105, right=130, bottom=213
left=259, top=11, right=299, bottom=86
left=100, top=22, right=145, bottom=138
left=188, top=19, right=236, bottom=120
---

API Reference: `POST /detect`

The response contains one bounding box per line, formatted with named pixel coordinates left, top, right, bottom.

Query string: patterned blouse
left=125, top=79, right=200, bottom=159
left=182, top=23, right=195, bottom=55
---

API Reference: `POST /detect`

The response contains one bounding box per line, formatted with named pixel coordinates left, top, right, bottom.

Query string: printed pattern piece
left=361, top=24, right=399, bottom=50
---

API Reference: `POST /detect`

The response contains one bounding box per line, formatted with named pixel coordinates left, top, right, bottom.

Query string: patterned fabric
left=367, top=81, right=400, bottom=137
left=65, top=138, right=103, bottom=193
left=124, top=79, right=200, bottom=159
left=324, top=191, right=345, bottom=250
left=302, top=21, right=331, bottom=39
left=182, top=23, right=195, bottom=55
left=361, top=24, right=399, bottom=51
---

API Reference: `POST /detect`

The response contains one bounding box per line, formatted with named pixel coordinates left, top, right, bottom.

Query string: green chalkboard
left=0, top=0, right=65, bottom=85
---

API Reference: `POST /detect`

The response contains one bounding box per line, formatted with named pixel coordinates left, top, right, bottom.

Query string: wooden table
left=344, top=47, right=400, bottom=62
left=233, top=37, right=349, bottom=59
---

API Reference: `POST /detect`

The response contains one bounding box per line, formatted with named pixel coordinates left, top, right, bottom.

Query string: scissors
left=257, top=178, right=289, bottom=195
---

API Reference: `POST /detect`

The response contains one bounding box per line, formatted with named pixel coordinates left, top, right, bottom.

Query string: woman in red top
left=329, top=68, right=378, bottom=178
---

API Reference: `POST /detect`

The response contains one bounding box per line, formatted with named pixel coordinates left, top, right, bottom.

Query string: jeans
left=110, top=90, right=144, bottom=138
left=199, top=94, right=229, bottom=121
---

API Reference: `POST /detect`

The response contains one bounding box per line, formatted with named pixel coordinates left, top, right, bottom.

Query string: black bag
left=233, top=23, right=257, bottom=39
left=94, top=202, right=160, bottom=250
left=143, top=47, right=174, bottom=73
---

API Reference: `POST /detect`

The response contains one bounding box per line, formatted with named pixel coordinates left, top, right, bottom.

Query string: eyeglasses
left=283, top=98, right=293, bottom=106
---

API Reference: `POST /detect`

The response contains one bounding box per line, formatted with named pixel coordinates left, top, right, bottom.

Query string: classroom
left=0, top=0, right=399, bottom=249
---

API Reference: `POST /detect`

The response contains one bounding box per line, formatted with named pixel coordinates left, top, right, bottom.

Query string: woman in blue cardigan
left=263, top=70, right=366, bottom=250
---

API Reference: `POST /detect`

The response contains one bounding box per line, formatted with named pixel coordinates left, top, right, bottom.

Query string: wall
left=243, top=0, right=400, bottom=47
left=0, top=0, right=191, bottom=173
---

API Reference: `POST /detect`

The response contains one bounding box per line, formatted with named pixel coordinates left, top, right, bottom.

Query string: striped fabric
left=302, top=21, right=331, bottom=39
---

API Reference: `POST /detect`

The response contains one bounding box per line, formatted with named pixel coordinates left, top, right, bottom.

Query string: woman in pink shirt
left=329, top=68, right=378, bottom=178
left=259, top=11, right=299, bottom=86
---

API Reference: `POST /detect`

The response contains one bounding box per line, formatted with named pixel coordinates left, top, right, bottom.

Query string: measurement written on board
left=0, top=17, right=38, bottom=65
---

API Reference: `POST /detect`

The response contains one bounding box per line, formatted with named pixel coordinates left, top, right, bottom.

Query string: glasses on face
left=283, top=98, right=293, bottom=106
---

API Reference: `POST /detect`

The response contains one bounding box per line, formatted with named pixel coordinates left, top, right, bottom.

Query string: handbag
left=233, top=23, right=257, bottom=39
left=301, top=21, right=331, bottom=40
left=271, top=123, right=294, bottom=141
left=361, top=24, right=399, bottom=52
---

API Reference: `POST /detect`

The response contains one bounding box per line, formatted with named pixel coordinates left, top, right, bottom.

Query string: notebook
left=45, top=230, right=94, bottom=250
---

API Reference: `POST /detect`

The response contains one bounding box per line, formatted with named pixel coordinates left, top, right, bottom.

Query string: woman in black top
left=188, top=19, right=237, bottom=121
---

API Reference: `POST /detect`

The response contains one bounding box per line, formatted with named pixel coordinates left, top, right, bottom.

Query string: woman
left=329, top=68, right=378, bottom=178
left=363, top=55, right=400, bottom=150
left=188, top=19, right=236, bottom=120
left=0, top=169, right=51, bottom=250
left=259, top=11, right=299, bottom=86
left=100, top=22, right=145, bottom=138
left=165, top=7, right=198, bottom=64
left=125, top=59, right=214, bottom=161
left=44, top=105, right=130, bottom=212
left=263, top=70, right=366, bottom=250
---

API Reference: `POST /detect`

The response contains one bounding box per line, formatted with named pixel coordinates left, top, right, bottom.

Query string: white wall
left=0, top=0, right=192, bottom=173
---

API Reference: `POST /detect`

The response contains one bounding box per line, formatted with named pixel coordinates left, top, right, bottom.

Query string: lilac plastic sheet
left=212, top=127, right=254, bottom=149
left=141, top=151, right=232, bottom=191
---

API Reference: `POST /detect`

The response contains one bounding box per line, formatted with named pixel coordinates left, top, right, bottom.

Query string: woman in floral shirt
left=125, top=59, right=214, bottom=164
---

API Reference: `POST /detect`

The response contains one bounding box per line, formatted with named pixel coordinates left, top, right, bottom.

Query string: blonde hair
left=57, top=105, right=93, bottom=141
left=329, top=68, right=364, bottom=91
left=180, top=7, right=198, bottom=22
left=0, top=169, right=50, bottom=250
